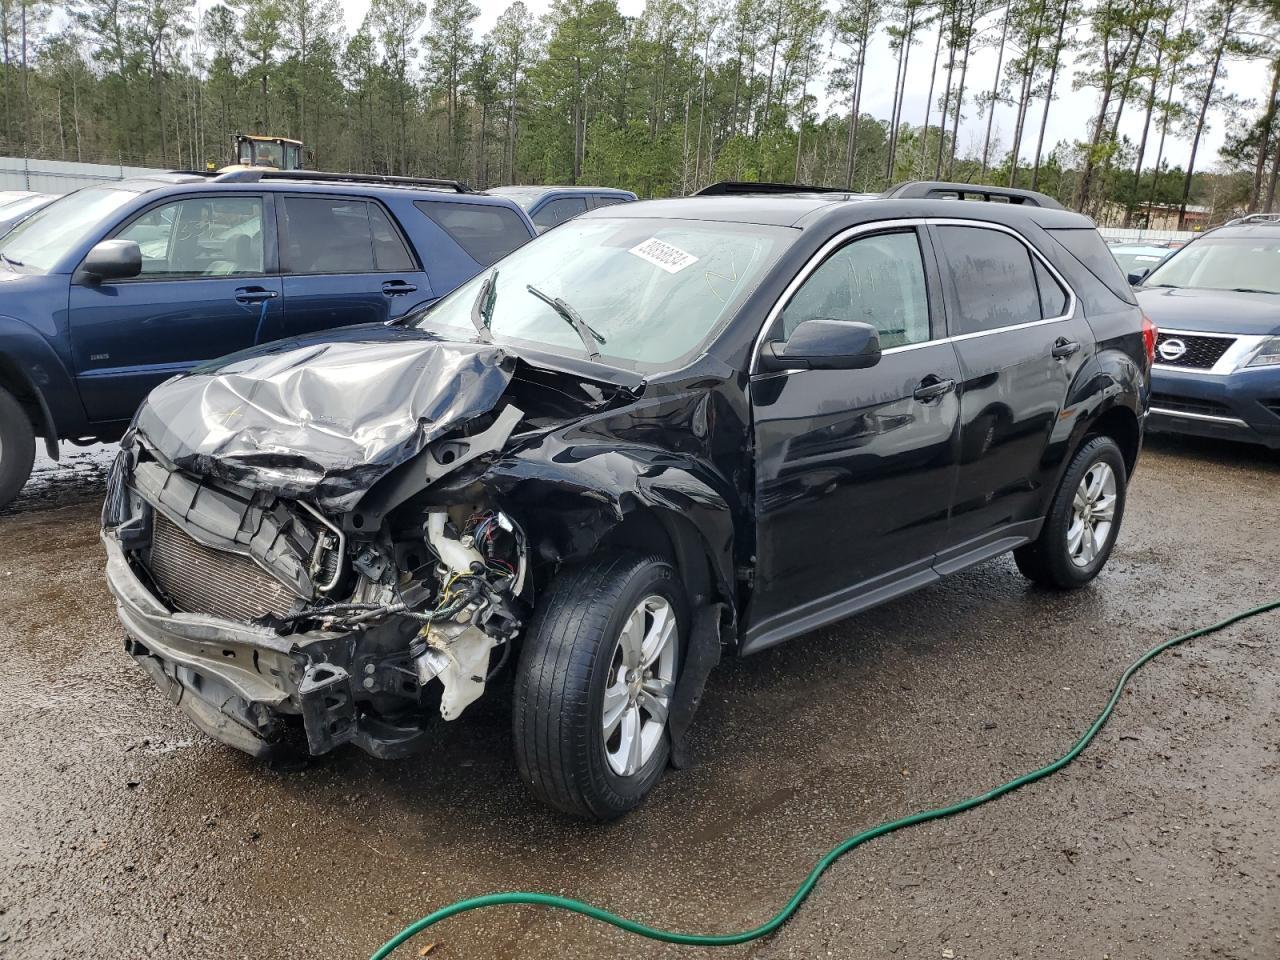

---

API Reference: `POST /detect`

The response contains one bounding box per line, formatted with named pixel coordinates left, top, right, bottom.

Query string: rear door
left=67, top=192, right=281, bottom=423
left=928, top=221, right=1094, bottom=564
left=276, top=193, right=430, bottom=337
left=746, top=225, right=963, bottom=652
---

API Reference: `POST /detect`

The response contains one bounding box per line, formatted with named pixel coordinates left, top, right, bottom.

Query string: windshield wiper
left=0, top=252, right=23, bottom=268
left=525, top=284, right=606, bottom=360
left=1227, top=287, right=1277, bottom=295
left=470, top=270, right=498, bottom=341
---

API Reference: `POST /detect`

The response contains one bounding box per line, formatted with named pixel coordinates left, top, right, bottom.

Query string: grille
left=1150, top=393, right=1236, bottom=419
left=1262, top=399, right=1280, bottom=421
left=148, top=513, right=298, bottom=622
left=1155, top=332, right=1234, bottom=369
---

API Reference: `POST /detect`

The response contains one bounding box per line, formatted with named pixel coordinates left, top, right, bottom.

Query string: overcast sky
left=203, top=0, right=1270, bottom=172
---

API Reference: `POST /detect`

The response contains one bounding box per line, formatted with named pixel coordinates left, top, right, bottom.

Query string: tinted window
left=117, top=196, right=265, bottom=278
left=593, top=195, right=628, bottom=208
left=781, top=230, right=930, bottom=348
left=1047, top=227, right=1137, bottom=304
left=935, top=226, right=1041, bottom=335
left=415, top=200, right=530, bottom=266
left=532, top=195, right=588, bottom=228
left=368, top=203, right=416, bottom=271
left=280, top=196, right=375, bottom=274
left=1033, top=257, right=1069, bottom=318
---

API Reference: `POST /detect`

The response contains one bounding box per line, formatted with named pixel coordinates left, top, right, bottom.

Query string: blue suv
left=0, top=170, right=536, bottom=506
left=1134, top=214, right=1280, bottom=450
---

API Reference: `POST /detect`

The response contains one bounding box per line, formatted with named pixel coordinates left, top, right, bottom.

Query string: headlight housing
left=1244, top=336, right=1280, bottom=368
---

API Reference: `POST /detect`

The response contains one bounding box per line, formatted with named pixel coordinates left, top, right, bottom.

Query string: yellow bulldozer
left=210, top=134, right=306, bottom=173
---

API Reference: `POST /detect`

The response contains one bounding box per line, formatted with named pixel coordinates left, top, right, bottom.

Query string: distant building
left=1099, top=201, right=1211, bottom=231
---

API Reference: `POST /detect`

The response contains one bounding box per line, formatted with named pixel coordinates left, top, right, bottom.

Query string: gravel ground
left=0, top=434, right=1276, bottom=960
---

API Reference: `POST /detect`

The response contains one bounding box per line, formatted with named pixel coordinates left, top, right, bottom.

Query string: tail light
left=1141, top=314, right=1157, bottom=368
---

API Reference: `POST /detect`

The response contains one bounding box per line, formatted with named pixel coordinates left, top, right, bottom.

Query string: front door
left=68, top=193, right=282, bottom=424
left=746, top=226, right=962, bottom=653
left=928, top=223, right=1095, bottom=560
left=276, top=194, right=431, bottom=337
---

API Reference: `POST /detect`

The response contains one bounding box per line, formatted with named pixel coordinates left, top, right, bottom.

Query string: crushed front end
left=100, top=334, right=541, bottom=760
left=102, top=433, right=531, bottom=760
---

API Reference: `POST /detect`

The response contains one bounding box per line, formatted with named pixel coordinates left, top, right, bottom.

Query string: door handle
left=1051, top=337, right=1081, bottom=360
left=235, top=287, right=279, bottom=304
left=381, top=280, right=418, bottom=296
left=913, top=376, right=956, bottom=403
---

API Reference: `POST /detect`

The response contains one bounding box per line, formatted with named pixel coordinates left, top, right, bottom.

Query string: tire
left=513, top=551, right=686, bottom=820
left=1015, top=434, right=1127, bottom=589
left=0, top=386, right=36, bottom=510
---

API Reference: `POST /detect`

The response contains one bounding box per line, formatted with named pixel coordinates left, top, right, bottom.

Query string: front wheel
left=0, top=386, right=36, bottom=510
left=513, top=551, right=685, bottom=820
left=1015, top=434, right=1127, bottom=589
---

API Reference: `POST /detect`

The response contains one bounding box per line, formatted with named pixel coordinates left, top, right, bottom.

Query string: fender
left=1060, top=344, right=1145, bottom=477
left=0, top=315, right=92, bottom=457
left=476, top=435, right=739, bottom=612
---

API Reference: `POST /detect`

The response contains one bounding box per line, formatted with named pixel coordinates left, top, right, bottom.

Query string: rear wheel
left=0, top=386, right=36, bottom=510
left=513, top=551, right=685, bottom=820
left=1015, top=435, right=1127, bottom=589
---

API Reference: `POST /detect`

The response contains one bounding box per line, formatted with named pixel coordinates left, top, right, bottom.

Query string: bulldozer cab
left=223, top=135, right=304, bottom=172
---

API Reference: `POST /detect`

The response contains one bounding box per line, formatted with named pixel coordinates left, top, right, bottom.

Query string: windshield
left=0, top=187, right=137, bottom=274
left=415, top=216, right=794, bottom=370
left=1112, top=249, right=1166, bottom=274
left=1144, top=236, right=1280, bottom=294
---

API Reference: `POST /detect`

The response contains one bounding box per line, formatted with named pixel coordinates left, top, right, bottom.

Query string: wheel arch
left=1084, top=403, right=1141, bottom=478
left=0, top=352, right=59, bottom=459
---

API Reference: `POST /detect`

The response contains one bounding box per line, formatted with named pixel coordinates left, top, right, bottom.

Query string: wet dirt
left=0, top=435, right=1277, bottom=959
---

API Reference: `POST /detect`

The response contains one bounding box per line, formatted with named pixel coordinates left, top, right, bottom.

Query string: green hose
left=370, top=597, right=1280, bottom=959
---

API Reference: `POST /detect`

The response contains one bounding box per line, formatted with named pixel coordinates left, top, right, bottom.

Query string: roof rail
left=213, top=169, right=473, bottom=193
left=1222, top=212, right=1280, bottom=227
left=692, top=180, right=853, bottom=197
left=883, top=180, right=1065, bottom=210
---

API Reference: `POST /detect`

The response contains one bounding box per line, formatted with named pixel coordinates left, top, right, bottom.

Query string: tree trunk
left=920, top=16, right=944, bottom=180
left=1250, top=59, right=1280, bottom=212
left=1030, top=0, right=1069, bottom=189
left=1124, top=22, right=1168, bottom=227
left=946, top=11, right=973, bottom=179
left=1179, top=9, right=1232, bottom=228
left=981, top=4, right=1011, bottom=178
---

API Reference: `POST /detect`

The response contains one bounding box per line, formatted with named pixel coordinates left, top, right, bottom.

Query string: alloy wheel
left=602, top=595, right=677, bottom=777
left=1067, top=461, right=1117, bottom=567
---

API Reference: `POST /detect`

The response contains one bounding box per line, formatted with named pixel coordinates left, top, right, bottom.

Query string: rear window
left=280, top=196, right=375, bottom=274
left=934, top=225, right=1043, bottom=335
left=415, top=200, right=530, bottom=266
left=1048, top=228, right=1137, bottom=304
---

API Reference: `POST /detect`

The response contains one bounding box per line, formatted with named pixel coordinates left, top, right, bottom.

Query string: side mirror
left=76, top=239, right=141, bottom=284
left=761, top=319, right=882, bottom=372
left=1127, top=267, right=1151, bottom=286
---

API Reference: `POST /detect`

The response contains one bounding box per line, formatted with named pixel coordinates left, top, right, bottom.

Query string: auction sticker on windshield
left=629, top=237, right=699, bottom=274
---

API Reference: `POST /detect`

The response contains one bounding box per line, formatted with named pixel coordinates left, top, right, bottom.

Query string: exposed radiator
left=148, top=513, right=299, bottom=622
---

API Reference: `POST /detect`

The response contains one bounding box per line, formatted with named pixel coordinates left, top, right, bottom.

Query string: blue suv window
left=280, top=195, right=412, bottom=275
left=117, top=196, right=265, bottom=278
left=415, top=200, right=529, bottom=266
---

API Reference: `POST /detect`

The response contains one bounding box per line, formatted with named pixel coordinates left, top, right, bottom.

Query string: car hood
left=133, top=326, right=521, bottom=512
left=1136, top=286, right=1280, bottom=336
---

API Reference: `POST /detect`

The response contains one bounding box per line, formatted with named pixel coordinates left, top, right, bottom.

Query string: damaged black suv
left=102, top=182, right=1152, bottom=819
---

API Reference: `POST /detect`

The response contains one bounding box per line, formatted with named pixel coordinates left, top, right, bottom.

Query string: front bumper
left=1148, top=365, right=1280, bottom=449
left=104, top=532, right=429, bottom=759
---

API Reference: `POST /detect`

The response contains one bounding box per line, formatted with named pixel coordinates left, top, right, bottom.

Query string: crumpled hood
left=134, top=327, right=515, bottom=512
left=1137, top=286, right=1280, bottom=336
